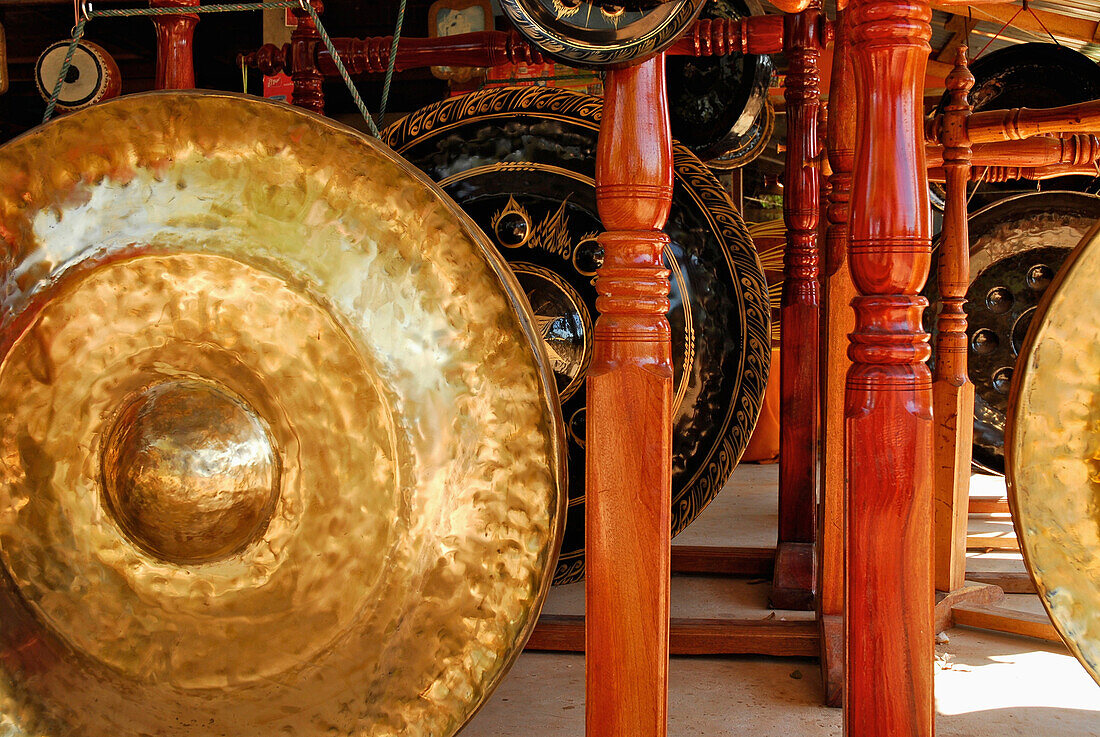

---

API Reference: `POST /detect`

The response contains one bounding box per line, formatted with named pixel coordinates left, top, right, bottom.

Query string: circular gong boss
left=499, top=0, right=705, bottom=68
left=0, top=91, right=565, bottom=737
left=924, top=192, right=1100, bottom=474
left=1007, top=219, right=1100, bottom=688
left=384, top=86, right=771, bottom=585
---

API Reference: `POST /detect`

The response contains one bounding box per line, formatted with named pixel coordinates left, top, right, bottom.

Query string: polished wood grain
left=772, top=4, right=826, bottom=612
left=924, top=135, right=1100, bottom=169
left=150, top=0, right=198, bottom=89
left=529, top=615, right=819, bottom=657
left=239, top=15, right=788, bottom=78
left=932, top=47, right=974, bottom=595
left=819, top=5, right=854, bottom=709
left=670, top=546, right=775, bottom=577
left=928, top=162, right=1100, bottom=182
left=965, top=571, right=1036, bottom=594
left=588, top=54, right=673, bottom=737
left=967, top=98, right=1100, bottom=144
left=951, top=605, right=1061, bottom=643
left=845, top=1, right=934, bottom=735
left=933, top=581, right=1005, bottom=633
left=290, top=0, right=325, bottom=114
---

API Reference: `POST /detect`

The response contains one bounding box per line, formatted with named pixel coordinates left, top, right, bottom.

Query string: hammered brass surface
left=1007, top=219, right=1100, bottom=688
left=0, top=91, right=565, bottom=737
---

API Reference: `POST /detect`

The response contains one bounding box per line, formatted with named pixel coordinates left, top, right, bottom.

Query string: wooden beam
left=670, top=546, right=775, bottom=577
left=952, top=604, right=1062, bottom=643
left=965, top=571, right=1036, bottom=594
left=931, top=2, right=1100, bottom=45
left=527, top=615, right=820, bottom=657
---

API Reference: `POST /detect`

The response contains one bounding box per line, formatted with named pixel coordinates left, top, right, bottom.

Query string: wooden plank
left=587, top=54, right=674, bottom=737
left=965, top=571, right=1035, bottom=594
left=931, top=2, right=1100, bottom=46
left=527, top=615, right=820, bottom=658
left=952, top=604, right=1062, bottom=644
left=969, top=498, right=1010, bottom=515
left=670, top=546, right=775, bottom=577
left=966, top=534, right=1019, bottom=551
left=846, top=1, right=935, bottom=735
left=934, top=581, right=1005, bottom=633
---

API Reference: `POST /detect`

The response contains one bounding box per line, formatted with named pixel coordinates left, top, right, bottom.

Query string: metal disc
left=1006, top=218, right=1100, bottom=688
left=666, top=0, right=774, bottom=165
left=0, top=91, right=565, bottom=737
left=925, top=192, right=1100, bottom=474
left=384, top=86, right=771, bottom=585
left=498, top=0, right=705, bottom=69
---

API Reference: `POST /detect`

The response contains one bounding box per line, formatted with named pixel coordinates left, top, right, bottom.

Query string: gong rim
left=1006, top=217, right=1100, bottom=688
left=498, top=0, right=706, bottom=69
left=925, top=191, right=1100, bottom=475
left=0, top=90, right=566, bottom=737
left=384, top=85, right=771, bottom=585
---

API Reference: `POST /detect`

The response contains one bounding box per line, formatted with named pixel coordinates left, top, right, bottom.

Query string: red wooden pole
left=587, top=53, right=674, bottom=737
left=290, top=0, right=325, bottom=114
left=845, top=0, right=934, bottom=734
left=773, top=5, right=826, bottom=612
left=150, top=0, right=198, bottom=89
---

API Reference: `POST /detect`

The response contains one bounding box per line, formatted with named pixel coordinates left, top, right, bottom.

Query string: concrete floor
left=463, top=465, right=1100, bottom=737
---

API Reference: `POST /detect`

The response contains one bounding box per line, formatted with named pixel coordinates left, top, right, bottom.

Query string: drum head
left=925, top=192, right=1100, bottom=474
left=0, top=91, right=565, bottom=737
left=1007, top=218, right=1100, bottom=688
left=385, top=86, right=771, bottom=584
left=34, top=40, right=119, bottom=111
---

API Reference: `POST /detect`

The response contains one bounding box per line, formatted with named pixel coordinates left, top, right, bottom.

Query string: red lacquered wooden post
left=845, top=1, right=934, bottom=735
left=772, top=4, right=826, bottom=612
left=932, top=48, right=975, bottom=594
left=818, top=5, right=854, bottom=708
left=150, top=0, right=198, bottom=89
left=291, top=0, right=325, bottom=114
left=587, top=53, right=673, bottom=737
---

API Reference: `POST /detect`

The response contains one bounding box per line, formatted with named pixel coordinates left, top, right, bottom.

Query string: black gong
left=924, top=191, right=1100, bottom=475
left=933, top=43, right=1100, bottom=210
left=666, top=0, right=774, bottom=167
left=385, top=86, right=771, bottom=585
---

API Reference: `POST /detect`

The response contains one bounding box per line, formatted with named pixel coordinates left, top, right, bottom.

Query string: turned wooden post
left=845, top=0, right=934, bottom=735
left=818, top=4, right=854, bottom=709
left=150, top=0, right=198, bottom=89
left=290, top=0, right=325, bottom=114
left=933, top=48, right=975, bottom=594
left=772, top=4, right=826, bottom=611
left=587, top=53, right=673, bottom=737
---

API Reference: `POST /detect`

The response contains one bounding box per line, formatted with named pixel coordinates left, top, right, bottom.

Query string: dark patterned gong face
left=385, top=86, right=770, bottom=584
left=925, top=191, right=1100, bottom=475
left=499, top=0, right=704, bottom=68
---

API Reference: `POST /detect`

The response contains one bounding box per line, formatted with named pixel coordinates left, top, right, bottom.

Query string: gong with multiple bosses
left=924, top=192, right=1100, bottom=474
left=384, top=86, right=771, bottom=585
left=1007, top=219, right=1100, bottom=688
left=0, top=91, right=565, bottom=737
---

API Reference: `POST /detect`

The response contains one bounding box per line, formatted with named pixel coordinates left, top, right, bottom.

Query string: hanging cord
left=973, top=4, right=1023, bottom=60
left=44, top=0, right=381, bottom=138
left=297, top=0, right=381, bottom=136
left=376, top=0, right=406, bottom=126
left=1023, top=0, right=1060, bottom=46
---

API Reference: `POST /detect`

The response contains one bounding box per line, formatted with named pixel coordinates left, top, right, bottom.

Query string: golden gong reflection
left=0, top=91, right=565, bottom=737
left=100, top=379, right=281, bottom=565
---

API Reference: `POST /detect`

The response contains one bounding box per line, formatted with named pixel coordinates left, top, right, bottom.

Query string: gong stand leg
left=845, top=1, right=934, bottom=735
left=818, top=4, right=854, bottom=709
left=772, top=4, right=825, bottom=612
left=150, top=0, right=198, bottom=89
left=290, top=0, right=325, bottom=114
left=587, top=53, right=673, bottom=737
left=932, top=48, right=975, bottom=595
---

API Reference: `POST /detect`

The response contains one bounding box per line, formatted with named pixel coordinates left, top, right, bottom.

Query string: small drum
left=34, top=39, right=121, bottom=113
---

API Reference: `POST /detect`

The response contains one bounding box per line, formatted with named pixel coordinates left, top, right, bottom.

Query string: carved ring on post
left=498, top=0, right=705, bottom=68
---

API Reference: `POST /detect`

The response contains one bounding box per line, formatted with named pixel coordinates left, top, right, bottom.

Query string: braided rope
left=42, top=19, right=88, bottom=123
left=377, top=0, right=406, bottom=124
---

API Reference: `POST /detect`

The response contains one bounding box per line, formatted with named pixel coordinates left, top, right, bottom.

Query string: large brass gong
left=1007, top=220, right=1100, bottom=687
left=0, top=91, right=566, bottom=736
